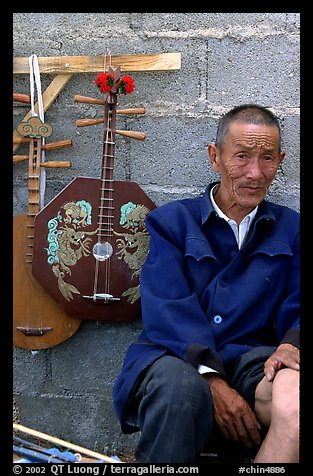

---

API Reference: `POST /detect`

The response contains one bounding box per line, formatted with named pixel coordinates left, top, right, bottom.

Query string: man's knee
left=272, top=368, right=299, bottom=428
left=255, top=368, right=299, bottom=430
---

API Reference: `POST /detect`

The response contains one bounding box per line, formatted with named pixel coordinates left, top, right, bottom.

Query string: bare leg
left=253, top=368, right=299, bottom=463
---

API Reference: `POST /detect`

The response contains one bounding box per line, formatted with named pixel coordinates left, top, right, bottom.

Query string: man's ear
left=208, top=143, right=220, bottom=172
left=279, top=149, right=286, bottom=165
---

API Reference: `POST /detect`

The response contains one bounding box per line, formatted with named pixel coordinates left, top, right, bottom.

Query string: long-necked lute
left=13, top=116, right=82, bottom=349
left=32, top=67, right=156, bottom=321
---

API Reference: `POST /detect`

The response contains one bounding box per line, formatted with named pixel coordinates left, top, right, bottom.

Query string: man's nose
left=246, top=157, right=263, bottom=180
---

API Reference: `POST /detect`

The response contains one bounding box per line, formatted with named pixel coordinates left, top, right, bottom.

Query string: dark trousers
left=126, top=355, right=215, bottom=463
left=125, top=347, right=274, bottom=463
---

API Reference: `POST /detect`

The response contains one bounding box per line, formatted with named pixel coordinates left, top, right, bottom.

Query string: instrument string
left=93, top=57, right=116, bottom=300
left=93, top=103, right=114, bottom=298
left=101, top=51, right=112, bottom=298
left=105, top=108, right=113, bottom=297
left=92, top=120, right=107, bottom=297
left=93, top=259, right=100, bottom=298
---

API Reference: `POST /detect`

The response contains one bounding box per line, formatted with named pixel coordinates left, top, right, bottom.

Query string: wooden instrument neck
left=98, top=94, right=118, bottom=241
left=26, top=138, right=42, bottom=262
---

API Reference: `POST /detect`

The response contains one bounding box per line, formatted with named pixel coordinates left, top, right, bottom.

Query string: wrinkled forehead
left=227, top=121, right=281, bottom=150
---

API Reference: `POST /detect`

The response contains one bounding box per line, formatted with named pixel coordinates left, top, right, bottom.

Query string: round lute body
left=13, top=216, right=81, bottom=349
left=32, top=67, right=156, bottom=321
left=13, top=124, right=81, bottom=349
left=32, top=177, right=156, bottom=320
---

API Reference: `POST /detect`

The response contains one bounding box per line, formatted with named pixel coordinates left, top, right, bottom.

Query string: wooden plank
left=13, top=53, right=181, bottom=74
left=13, top=74, right=72, bottom=152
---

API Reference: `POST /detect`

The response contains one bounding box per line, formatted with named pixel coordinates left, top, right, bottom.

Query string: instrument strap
left=29, top=54, right=46, bottom=209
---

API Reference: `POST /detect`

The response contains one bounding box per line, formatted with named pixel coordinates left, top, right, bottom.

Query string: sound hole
left=92, top=241, right=113, bottom=261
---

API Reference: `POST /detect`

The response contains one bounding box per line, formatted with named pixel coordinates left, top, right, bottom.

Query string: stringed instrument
left=32, top=66, right=156, bottom=321
left=13, top=115, right=82, bottom=349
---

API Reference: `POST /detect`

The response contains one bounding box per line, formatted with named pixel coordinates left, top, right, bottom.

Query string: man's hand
left=203, top=373, right=261, bottom=448
left=264, top=343, right=300, bottom=382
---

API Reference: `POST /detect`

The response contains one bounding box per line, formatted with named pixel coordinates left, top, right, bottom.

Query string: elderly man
left=113, top=104, right=300, bottom=463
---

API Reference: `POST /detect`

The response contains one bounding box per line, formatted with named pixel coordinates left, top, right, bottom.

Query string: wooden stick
left=13, top=93, right=31, bottom=103
left=13, top=423, right=122, bottom=463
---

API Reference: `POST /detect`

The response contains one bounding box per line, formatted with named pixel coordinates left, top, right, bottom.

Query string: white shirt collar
left=210, top=184, right=258, bottom=248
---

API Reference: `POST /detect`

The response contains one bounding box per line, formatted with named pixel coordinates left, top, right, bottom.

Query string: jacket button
left=213, top=315, right=222, bottom=324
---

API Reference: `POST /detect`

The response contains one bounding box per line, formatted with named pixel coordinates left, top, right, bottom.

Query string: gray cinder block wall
left=13, top=13, right=300, bottom=456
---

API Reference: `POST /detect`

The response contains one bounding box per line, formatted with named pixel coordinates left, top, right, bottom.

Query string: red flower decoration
left=94, top=73, right=114, bottom=93
left=119, top=75, right=135, bottom=95
left=94, top=72, right=135, bottom=95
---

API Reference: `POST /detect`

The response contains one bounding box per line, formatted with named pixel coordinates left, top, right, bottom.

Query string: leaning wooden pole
left=13, top=423, right=122, bottom=463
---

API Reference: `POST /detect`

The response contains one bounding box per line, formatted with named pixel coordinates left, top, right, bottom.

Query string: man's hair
left=215, top=104, right=282, bottom=151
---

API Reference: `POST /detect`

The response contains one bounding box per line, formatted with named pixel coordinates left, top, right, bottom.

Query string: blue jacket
left=113, top=183, right=300, bottom=432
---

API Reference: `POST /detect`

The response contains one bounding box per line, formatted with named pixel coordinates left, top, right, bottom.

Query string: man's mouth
left=240, top=185, right=264, bottom=192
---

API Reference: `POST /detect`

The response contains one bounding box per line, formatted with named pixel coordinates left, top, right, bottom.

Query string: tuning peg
left=117, top=108, right=145, bottom=115
left=13, top=93, right=31, bottom=104
left=76, top=118, right=105, bottom=127
left=42, top=139, right=73, bottom=151
left=13, top=156, right=73, bottom=167
left=74, top=95, right=106, bottom=105
left=13, top=139, right=73, bottom=164
left=13, top=138, right=73, bottom=147
left=74, top=94, right=145, bottom=113
left=76, top=118, right=146, bottom=141
left=116, top=130, right=146, bottom=140
left=13, top=155, right=28, bottom=164
left=74, top=96, right=145, bottom=115
left=13, top=137, right=29, bottom=144
left=40, top=161, right=72, bottom=168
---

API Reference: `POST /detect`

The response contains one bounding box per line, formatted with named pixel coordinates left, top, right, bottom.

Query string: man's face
left=209, top=121, right=285, bottom=212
